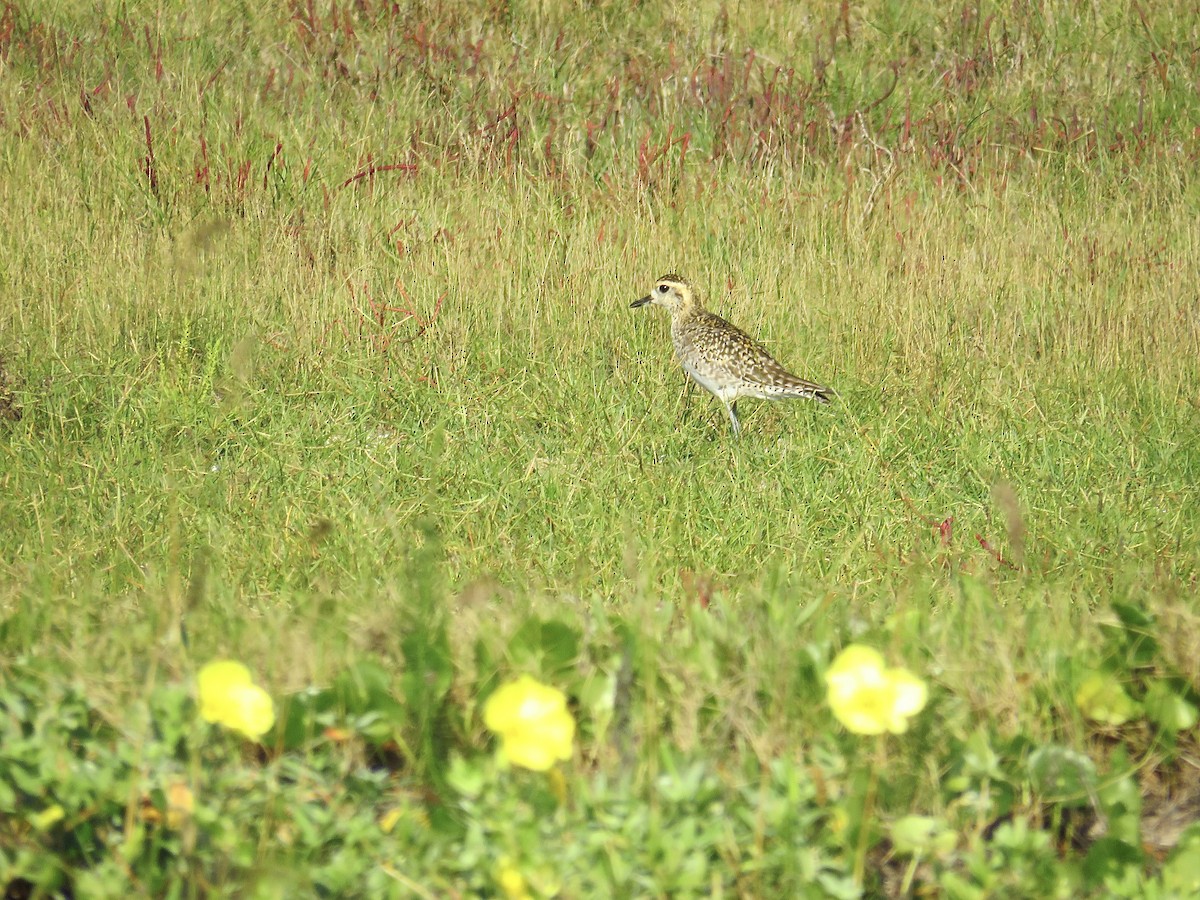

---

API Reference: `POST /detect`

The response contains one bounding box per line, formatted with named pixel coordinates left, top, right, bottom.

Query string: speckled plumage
left=631, top=274, right=832, bottom=435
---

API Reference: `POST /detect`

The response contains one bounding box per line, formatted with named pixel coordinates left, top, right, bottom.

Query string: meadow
left=1, top=0, right=1199, bottom=895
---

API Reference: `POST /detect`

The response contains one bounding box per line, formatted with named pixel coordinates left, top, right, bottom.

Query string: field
left=2, top=0, right=1199, bottom=896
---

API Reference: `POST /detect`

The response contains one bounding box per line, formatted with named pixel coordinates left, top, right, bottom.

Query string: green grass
left=2, top=1, right=1200, bottom=896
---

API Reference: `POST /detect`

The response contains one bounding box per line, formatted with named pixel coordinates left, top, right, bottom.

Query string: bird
left=630, top=274, right=832, bottom=435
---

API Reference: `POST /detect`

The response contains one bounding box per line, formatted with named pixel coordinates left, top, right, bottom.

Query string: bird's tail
left=775, top=377, right=835, bottom=403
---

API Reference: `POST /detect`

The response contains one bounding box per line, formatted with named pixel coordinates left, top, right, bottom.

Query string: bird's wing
left=703, top=313, right=832, bottom=399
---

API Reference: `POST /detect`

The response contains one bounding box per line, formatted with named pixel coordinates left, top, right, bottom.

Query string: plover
left=631, top=274, right=832, bottom=435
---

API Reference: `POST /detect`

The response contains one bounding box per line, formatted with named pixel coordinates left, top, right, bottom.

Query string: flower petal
left=484, top=675, right=575, bottom=771
left=196, top=660, right=275, bottom=740
left=826, top=646, right=927, bottom=736
left=197, top=660, right=253, bottom=724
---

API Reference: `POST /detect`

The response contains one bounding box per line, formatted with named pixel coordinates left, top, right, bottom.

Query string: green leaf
left=148, top=683, right=195, bottom=753
left=1143, top=681, right=1199, bottom=733
left=1075, top=673, right=1140, bottom=726
left=1027, top=745, right=1097, bottom=805
left=814, top=872, right=862, bottom=900
left=1160, top=824, right=1200, bottom=896
left=445, top=754, right=486, bottom=799
left=939, top=871, right=987, bottom=900
left=1110, top=602, right=1155, bottom=629
left=1082, top=837, right=1143, bottom=889
left=1096, top=775, right=1141, bottom=846
left=961, top=728, right=1005, bottom=781
left=509, top=618, right=581, bottom=680
left=333, top=659, right=405, bottom=724
left=1101, top=602, right=1161, bottom=669
left=891, top=815, right=956, bottom=857
left=275, top=686, right=336, bottom=750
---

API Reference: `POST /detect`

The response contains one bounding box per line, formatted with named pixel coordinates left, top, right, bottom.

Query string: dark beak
left=630, top=295, right=651, bottom=308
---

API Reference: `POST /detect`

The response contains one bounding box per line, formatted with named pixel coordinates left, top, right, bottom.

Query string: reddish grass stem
left=142, top=115, right=158, bottom=197
left=339, top=163, right=418, bottom=189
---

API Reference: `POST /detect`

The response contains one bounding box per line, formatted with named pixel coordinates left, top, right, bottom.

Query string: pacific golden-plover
left=631, top=274, right=832, bottom=435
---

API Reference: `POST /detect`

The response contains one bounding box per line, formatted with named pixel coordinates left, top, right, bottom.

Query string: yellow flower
left=826, top=645, right=927, bottom=735
left=30, top=804, right=65, bottom=831
left=197, top=660, right=276, bottom=740
left=496, top=859, right=532, bottom=900
left=483, top=675, right=575, bottom=771
left=378, top=807, right=404, bottom=834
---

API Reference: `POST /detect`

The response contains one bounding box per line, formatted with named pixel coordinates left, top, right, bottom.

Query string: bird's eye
left=657, top=284, right=669, bottom=293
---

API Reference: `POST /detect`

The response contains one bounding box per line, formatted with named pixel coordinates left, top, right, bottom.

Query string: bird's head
left=631, top=274, right=697, bottom=314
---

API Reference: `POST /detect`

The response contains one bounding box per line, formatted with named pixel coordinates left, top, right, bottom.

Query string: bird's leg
left=677, top=375, right=695, bottom=428
left=727, top=401, right=741, bottom=436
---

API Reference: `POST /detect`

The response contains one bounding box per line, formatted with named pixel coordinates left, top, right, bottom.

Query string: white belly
left=680, top=357, right=767, bottom=403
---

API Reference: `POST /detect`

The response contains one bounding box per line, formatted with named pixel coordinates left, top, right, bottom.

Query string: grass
left=2, top=0, right=1199, bottom=896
